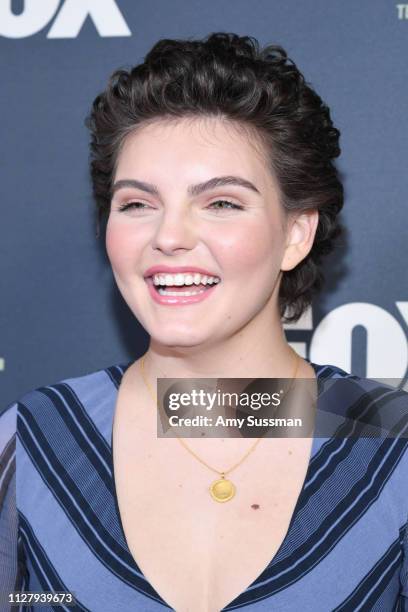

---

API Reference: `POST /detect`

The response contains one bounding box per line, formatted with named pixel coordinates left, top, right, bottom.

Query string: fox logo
left=0, top=0, right=131, bottom=38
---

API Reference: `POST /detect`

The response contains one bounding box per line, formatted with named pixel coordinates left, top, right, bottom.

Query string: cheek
left=105, top=219, right=140, bottom=270
left=212, top=220, right=283, bottom=271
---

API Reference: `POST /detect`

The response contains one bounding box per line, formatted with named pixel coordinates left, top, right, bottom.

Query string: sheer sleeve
left=0, top=403, right=24, bottom=610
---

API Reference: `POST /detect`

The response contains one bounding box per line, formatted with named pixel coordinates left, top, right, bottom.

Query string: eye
left=117, top=201, right=151, bottom=212
left=116, top=199, right=244, bottom=213
left=207, top=200, right=244, bottom=211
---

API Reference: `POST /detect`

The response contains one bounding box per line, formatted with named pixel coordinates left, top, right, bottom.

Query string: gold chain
left=140, top=350, right=300, bottom=478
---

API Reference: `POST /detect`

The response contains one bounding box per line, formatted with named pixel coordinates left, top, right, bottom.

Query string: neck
left=144, top=314, right=298, bottom=381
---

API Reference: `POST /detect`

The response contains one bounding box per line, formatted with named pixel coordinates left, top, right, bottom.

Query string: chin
left=149, top=328, right=211, bottom=349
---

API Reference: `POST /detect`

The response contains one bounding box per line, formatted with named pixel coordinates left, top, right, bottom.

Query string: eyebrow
left=111, top=175, right=261, bottom=198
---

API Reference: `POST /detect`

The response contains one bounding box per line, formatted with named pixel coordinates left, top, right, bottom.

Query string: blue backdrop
left=1, top=0, right=407, bottom=411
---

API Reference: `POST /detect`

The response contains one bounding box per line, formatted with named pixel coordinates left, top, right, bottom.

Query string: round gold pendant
left=209, top=477, right=235, bottom=502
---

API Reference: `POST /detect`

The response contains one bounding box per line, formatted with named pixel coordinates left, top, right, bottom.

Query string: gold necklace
left=140, top=350, right=301, bottom=503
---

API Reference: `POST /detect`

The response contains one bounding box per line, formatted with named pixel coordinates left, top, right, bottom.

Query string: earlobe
left=280, top=209, right=319, bottom=271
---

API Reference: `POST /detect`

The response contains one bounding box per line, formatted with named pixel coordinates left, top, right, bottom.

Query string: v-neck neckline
left=109, top=360, right=328, bottom=610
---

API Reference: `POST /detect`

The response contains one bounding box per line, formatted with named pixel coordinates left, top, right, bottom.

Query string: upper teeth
left=152, top=273, right=220, bottom=286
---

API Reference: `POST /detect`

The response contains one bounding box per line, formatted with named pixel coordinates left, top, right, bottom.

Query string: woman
left=1, top=33, right=407, bottom=611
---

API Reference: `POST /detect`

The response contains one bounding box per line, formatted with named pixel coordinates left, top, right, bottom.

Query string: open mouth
left=147, top=277, right=218, bottom=296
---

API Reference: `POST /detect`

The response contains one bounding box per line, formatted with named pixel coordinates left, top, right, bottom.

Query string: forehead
left=114, top=116, right=275, bottom=189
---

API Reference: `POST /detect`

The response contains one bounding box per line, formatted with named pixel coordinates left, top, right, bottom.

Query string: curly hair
left=85, top=32, right=344, bottom=323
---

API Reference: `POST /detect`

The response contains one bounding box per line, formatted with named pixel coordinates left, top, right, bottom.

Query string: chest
left=112, top=396, right=313, bottom=612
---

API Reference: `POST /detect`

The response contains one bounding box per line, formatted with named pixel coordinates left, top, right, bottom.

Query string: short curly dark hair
left=86, top=32, right=344, bottom=323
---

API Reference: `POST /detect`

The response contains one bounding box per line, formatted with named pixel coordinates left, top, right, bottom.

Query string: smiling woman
left=104, top=115, right=314, bottom=348
left=1, top=33, right=407, bottom=612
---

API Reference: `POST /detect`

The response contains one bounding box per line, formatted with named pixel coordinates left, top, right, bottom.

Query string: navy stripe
left=39, top=386, right=112, bottom=484
left=18, top=511, right=91, bottom=611
left=105, top=363, right=132, bottom=389
left=333, top=527, right=406, bottom=610
left=0, top=434, right=15, bottom=511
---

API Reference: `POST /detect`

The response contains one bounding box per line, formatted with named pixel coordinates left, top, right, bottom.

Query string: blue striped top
left=1, top=361, right=407, bottom=611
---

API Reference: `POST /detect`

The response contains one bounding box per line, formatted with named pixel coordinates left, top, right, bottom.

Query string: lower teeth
left=158, top=287, right=208, bottom=296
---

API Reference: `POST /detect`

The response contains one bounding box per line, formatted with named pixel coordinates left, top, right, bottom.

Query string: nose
left=150, top=208, right=197, bottom=254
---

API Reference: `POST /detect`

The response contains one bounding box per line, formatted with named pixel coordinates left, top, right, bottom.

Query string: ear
left=280, top=209, right=319, bottom=271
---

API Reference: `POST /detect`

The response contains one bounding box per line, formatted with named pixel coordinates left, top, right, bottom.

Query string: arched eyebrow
left=111, top=175, right=261, bottom=197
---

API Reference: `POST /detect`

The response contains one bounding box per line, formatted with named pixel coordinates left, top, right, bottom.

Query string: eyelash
left=117, top=200, right=244, bottom=213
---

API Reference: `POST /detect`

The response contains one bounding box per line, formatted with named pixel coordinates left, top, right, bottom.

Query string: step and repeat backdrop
left=1, top=0, right=407, bottom=410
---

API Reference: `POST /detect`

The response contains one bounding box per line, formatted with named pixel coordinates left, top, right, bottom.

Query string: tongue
left=162, top=284, right=209, bottom=292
